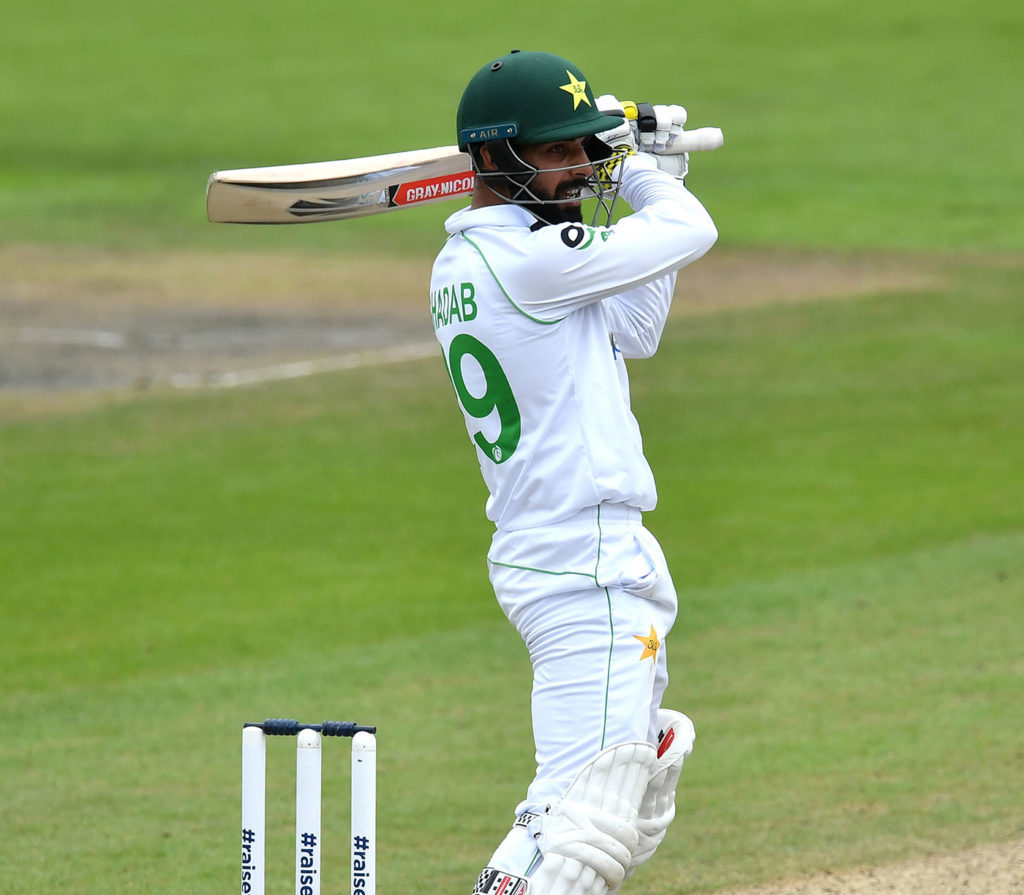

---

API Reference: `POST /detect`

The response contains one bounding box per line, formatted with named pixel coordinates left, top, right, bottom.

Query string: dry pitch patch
left=0, top=243, right=940, bottom=406
left=0, top=244, right=436, bottom=398
left=710, top=838, right=1023, bottom=895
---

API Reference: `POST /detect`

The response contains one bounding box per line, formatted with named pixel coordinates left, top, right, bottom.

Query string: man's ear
left=477, top=143, right=498, bottom=172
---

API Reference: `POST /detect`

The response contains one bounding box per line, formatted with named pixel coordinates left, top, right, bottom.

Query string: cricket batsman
left=429, top=50, right=719, bottom=895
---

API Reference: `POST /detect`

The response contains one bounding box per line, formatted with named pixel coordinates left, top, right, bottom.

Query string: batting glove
left=628, top=102, right=688, bottom=153
left=652, top=151, right=688, bottom=181
left=617, top=102, right=690, bottom=181
left=594, top=94, right=639, bottom=154
left=590, top=94, right=638, bottom=192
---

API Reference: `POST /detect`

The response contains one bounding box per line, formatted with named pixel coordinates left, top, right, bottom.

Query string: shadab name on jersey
left=430, top=281, right=478, bottom=331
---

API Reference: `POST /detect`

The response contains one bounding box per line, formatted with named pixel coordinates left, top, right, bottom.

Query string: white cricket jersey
left=430, top=154, right=717, bottom=531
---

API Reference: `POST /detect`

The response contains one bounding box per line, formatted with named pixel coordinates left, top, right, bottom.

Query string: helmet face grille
left=457, top=51, right=623, bottom=151
left=469, top=138, right=631, bottom=228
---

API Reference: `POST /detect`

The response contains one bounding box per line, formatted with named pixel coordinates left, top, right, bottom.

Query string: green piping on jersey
left=601, top=586, right=614, bottom=749
left=490, top=506, right=617, bottom=750
left=460, top=233, right=563, bottom=325
left=487, top=560, right=598, bottom=583
left=487, top=503, right=612, bottom=583
left=597, top=503, right=612, bottom=748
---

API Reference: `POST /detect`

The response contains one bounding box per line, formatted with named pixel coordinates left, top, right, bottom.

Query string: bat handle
left=661, top=127, right=724, bottom=153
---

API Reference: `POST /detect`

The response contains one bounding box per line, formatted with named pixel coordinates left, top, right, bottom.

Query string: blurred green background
left=1, top=1, right=1021, bottom=893
left=2, top=0, right=1021, bottom=252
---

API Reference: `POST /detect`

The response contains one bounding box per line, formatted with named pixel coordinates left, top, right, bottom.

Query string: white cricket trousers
left=484, top=502, right=679, bottom=875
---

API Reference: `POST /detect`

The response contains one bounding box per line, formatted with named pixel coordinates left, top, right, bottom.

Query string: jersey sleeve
left=494, top=154, right=717, bottom=323
left=602, top=271, right=678, bottom=359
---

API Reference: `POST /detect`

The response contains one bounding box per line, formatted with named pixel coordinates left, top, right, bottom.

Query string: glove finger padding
left=651, top=106, right=672, bottom=153
left=530, top=741, right=656, bottom=895
left=637, top=104, right=687, bottom=153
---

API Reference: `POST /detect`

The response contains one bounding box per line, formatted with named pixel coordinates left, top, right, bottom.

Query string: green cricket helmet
left=457, top=50, right=623, bottom=151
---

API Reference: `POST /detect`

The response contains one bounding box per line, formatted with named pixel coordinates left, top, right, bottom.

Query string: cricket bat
left=206, top=127, right=724, bottom=225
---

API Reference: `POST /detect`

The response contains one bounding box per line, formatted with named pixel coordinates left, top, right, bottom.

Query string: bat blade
left=206, top=146, right=474, bottom=224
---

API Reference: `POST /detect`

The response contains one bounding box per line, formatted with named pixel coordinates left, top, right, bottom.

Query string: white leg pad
left=628, top=710, right=696, bottom=874
left=529, top=741, right=656, bottom=895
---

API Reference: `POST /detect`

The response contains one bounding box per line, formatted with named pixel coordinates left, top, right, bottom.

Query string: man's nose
left=569, top=143, right=594, bottom=174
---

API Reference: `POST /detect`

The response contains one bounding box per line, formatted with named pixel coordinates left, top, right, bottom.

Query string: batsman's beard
left=532, top=177, right=592, bottom=225
left=475, top=140, right=613, bottom=227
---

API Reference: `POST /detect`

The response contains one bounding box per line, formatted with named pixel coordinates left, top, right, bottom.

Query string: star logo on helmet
left=559, top=71, right=591, bottom=110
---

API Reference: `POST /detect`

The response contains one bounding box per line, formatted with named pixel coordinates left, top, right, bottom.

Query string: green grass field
left=2, top=0, right=1021, bottom=254
left=2, top=0, right=1022, bottom=893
